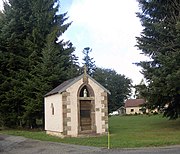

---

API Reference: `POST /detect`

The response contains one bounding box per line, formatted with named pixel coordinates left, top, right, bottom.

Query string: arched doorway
left=78, top=84, right=95, bottom=133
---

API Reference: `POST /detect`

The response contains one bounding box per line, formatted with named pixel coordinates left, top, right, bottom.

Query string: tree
left=136, top=0, right=180, bottom=119
left=82, top=47, right=96, bottom=76
left=0, top=0, right=33, bottom=127
left=0, top=0, right=78, bottom=127
left=134, top=79, right=146, bottom=99
left=21, top=1, right=79, bottom=128
left=94, top=68, right=132, bottom=113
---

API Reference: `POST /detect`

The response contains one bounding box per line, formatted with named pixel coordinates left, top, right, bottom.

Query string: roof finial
left=84, top=64, right=87, bottom=76
left=83, top=65, right=88, bottom=83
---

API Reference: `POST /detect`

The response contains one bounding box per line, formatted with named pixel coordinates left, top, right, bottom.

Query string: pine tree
left=136, top=0, right=180, bottom=119
left=82, top=47, right=96, bottom=76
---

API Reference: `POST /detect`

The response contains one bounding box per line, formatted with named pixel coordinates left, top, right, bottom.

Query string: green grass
left=1, top=115, right=180, bottom=148
left=109, top=115, right=180, bottom=148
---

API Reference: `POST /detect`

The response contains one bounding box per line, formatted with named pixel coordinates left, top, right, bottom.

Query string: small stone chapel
left=44, top=68, right=110, bottom=137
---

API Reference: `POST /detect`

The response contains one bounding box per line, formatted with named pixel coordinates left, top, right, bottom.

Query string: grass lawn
left=109, top=114, right=180, bottom=148
left=1, top=115, right=180, bottom=148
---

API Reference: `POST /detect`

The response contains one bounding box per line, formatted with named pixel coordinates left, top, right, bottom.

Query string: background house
left=44, top=72, right=110, bottom=138
left=125, top=99, right=146, bottom=114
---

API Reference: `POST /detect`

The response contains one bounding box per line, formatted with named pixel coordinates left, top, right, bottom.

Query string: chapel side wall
left=88, top=79, right=108, bottom=134
left=65, top=79, right=84, bottom=137
left=45, top=94, right=63, bottom=133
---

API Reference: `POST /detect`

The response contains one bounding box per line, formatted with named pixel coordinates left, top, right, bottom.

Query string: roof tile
left=125, top=99, right=145, bottom=107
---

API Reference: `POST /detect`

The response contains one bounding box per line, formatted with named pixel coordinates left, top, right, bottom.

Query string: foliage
left=0, top=0, right=78, bottom=128
left=136, top=0, right=180, bottom=119
left=0, top=0, right=31, bottom=127
left=82, top=47, right=96, bottom=76
left=94, top=68, right=132, bottom=112
left=134, top=79, right=146, bottom=99
left=1, top=115, right=180, bottom=148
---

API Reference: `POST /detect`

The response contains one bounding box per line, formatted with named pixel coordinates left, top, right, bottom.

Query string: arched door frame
left=77, top=83, right=96, bottom=134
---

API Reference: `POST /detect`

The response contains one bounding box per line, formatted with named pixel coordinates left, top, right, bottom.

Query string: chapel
left=44, top=68, right=110, bottom=137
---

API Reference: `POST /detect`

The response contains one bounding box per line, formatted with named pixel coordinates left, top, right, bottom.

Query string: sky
left=0, top=0, right=147, bottom=85
left=60, top=0, right=148, bottom=85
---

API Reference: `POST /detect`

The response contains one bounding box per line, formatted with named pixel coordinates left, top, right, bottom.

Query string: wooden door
left=80, top=100, right=91, bottom=131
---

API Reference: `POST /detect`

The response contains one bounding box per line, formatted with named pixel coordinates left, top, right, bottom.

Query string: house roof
left=45, top=74, right=110, bottom=97
left=125, top=99, right=145, bottom=108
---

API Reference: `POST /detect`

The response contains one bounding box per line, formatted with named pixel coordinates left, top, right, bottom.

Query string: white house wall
left=126, top=107, right=143, bottom=114
left=45, top=94, right=63, bottom=133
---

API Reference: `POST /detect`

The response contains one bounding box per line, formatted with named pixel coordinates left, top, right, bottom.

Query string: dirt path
left=0, top=134, right=180, bottom=154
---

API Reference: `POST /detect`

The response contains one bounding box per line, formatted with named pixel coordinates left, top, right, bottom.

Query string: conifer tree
left=136, top=0, right=180, bottom=119
left=82, top=47, right=96, bottom=76
left=0, top=0, right=32, bottom=127
left=0, top=0, right=78, bottom=127
left=22, top=1, right=79, bottom=127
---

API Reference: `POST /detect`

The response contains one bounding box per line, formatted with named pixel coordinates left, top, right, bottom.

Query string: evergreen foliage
left=94, top=68, right=132, bottom=113
left=134, top=79, right=147, bottom=99
left=136, top=0, right=180, bottom=119
left=0, top=0, right=78, bottom=128
left=82, top=47, right=96, bottom=76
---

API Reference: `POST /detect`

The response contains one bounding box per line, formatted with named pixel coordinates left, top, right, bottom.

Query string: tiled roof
left=125, top=99, right=145, bottom=107
left=44, top=77, right=78, bottom=97
left=45, top=74, right=110, bottom=97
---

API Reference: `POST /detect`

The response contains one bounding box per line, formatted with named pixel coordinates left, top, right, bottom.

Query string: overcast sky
left=61, top=0, right=148, bottom=85
left=0, top=0, right=147, bottom=85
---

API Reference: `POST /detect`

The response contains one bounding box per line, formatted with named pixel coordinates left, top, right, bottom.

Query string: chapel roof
left=125, top=99, right=145, bottom=108
left=45, top=74, right=110, bottom=97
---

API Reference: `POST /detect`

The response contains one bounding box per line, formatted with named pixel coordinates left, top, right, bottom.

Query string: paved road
left=0, top=134, right=180, bottom=154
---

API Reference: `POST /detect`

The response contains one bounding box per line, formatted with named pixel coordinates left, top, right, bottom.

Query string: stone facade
left=44, top=73, right=110, bottom=138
